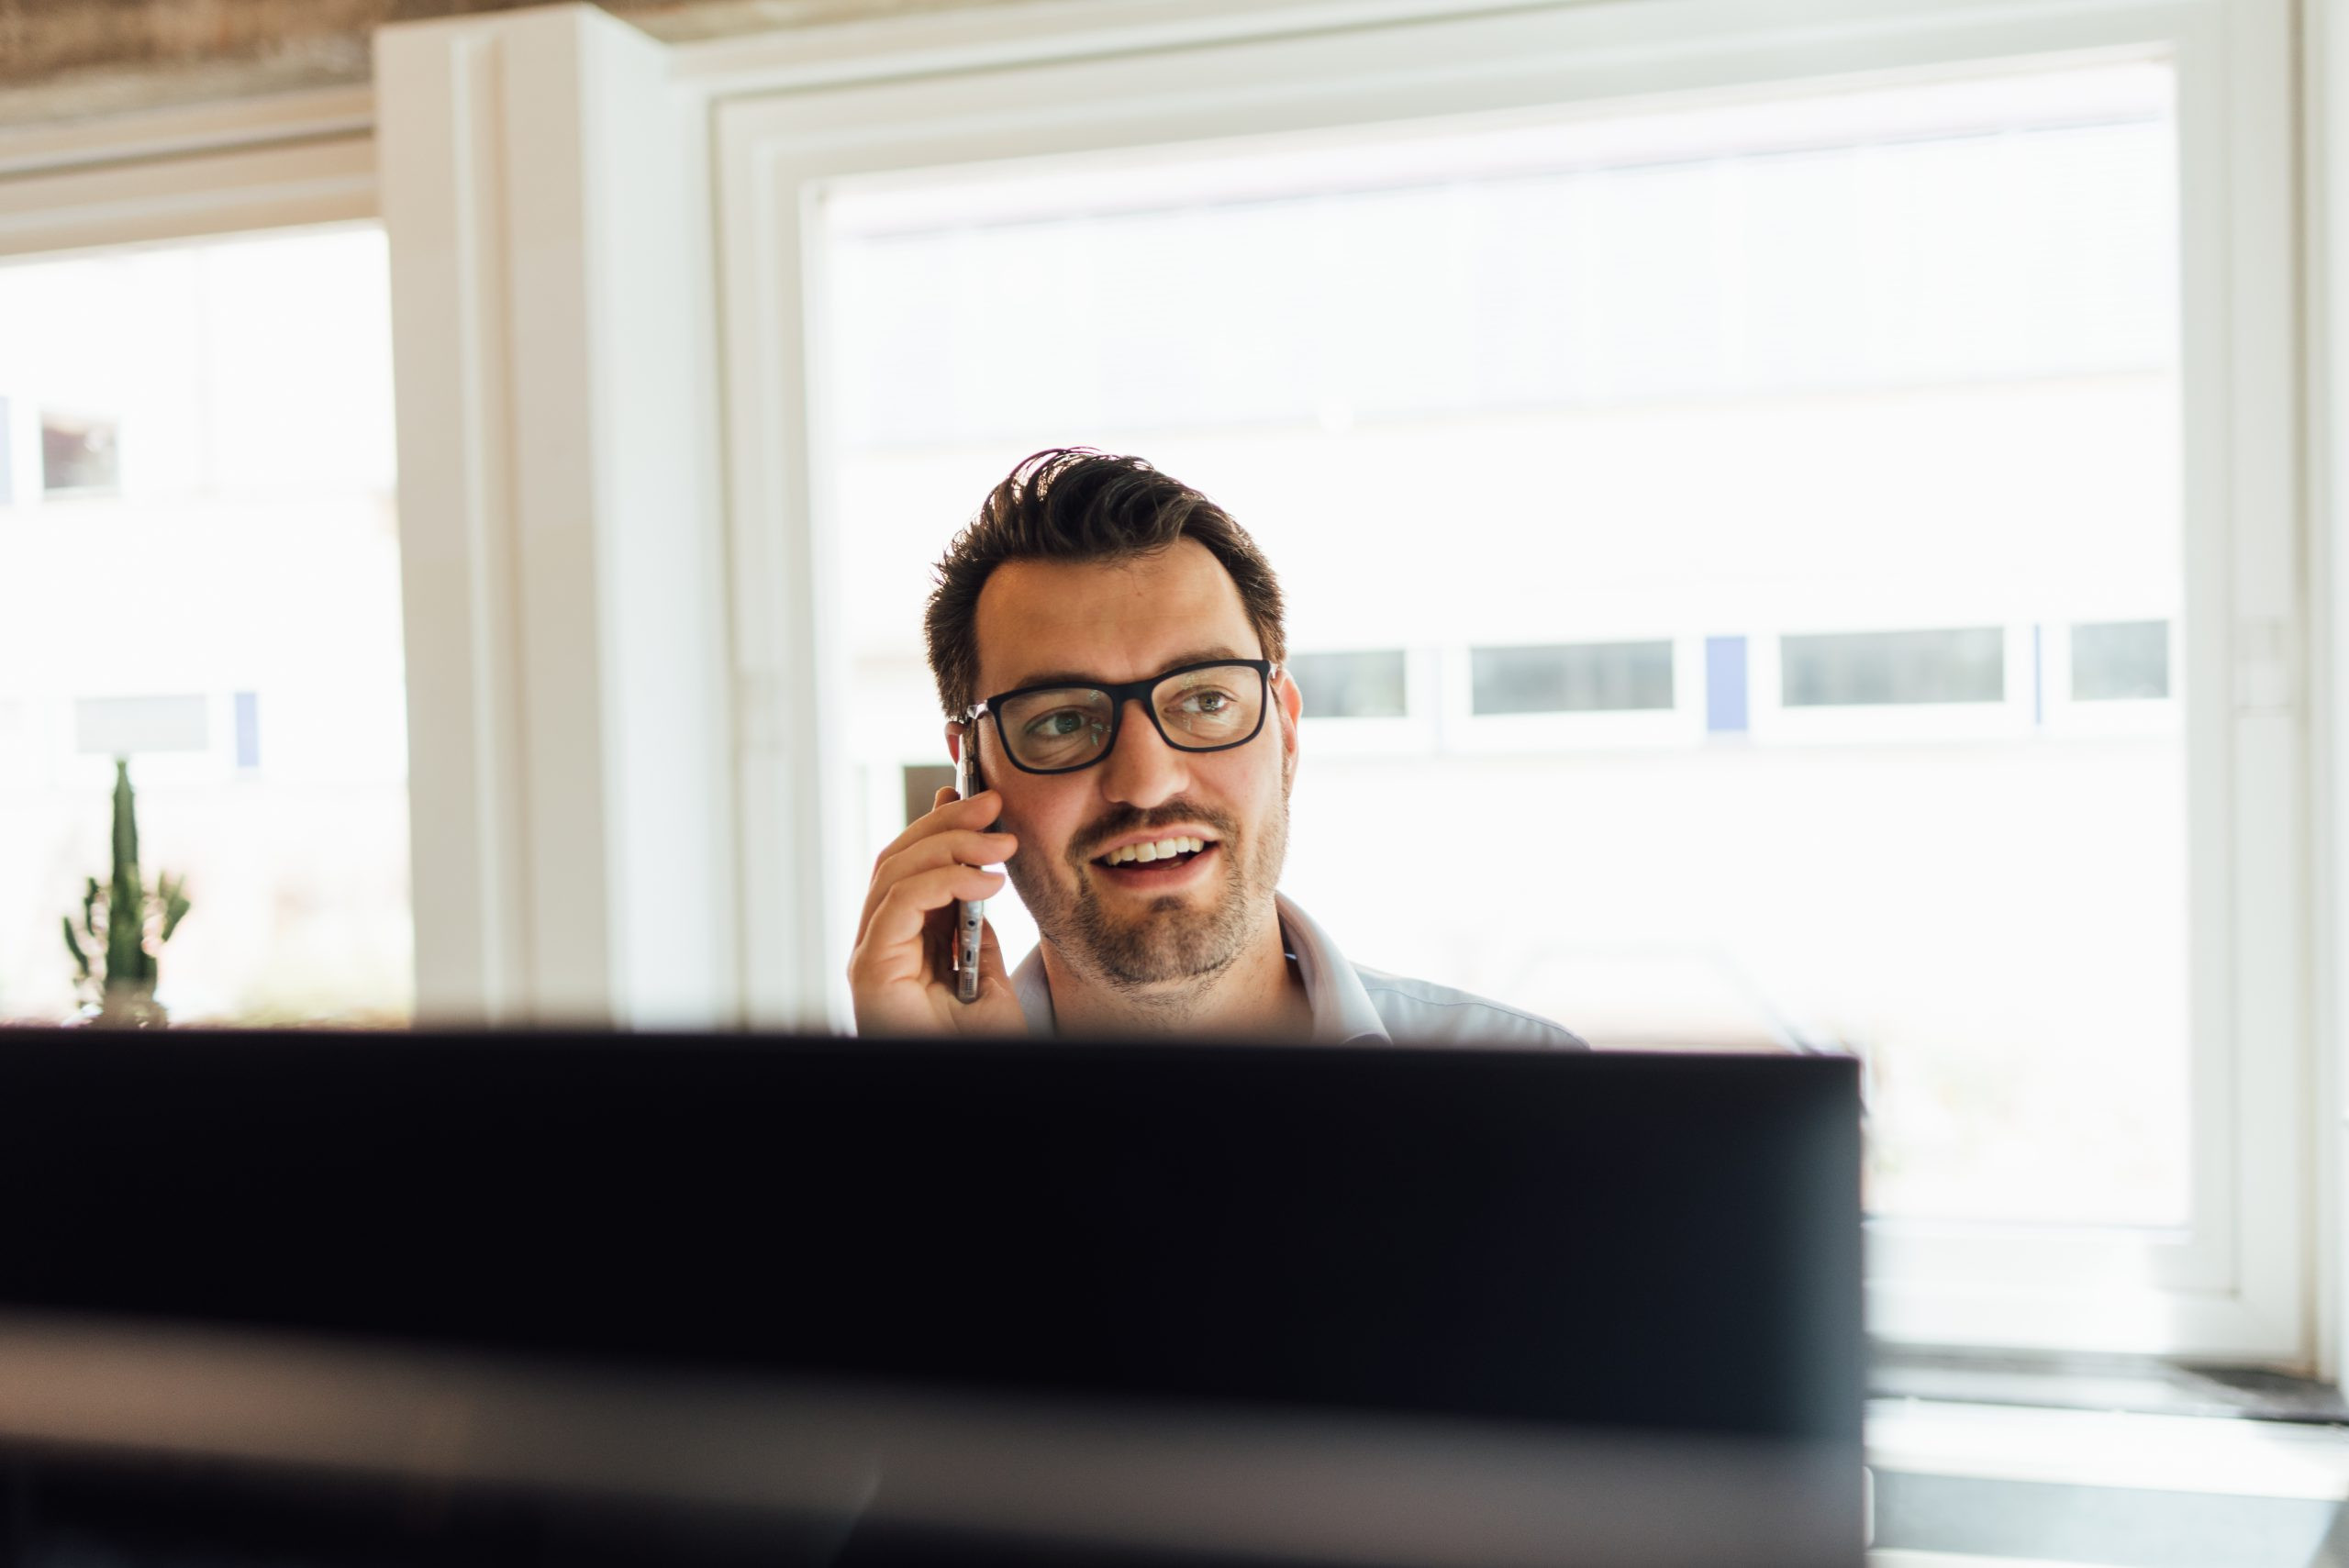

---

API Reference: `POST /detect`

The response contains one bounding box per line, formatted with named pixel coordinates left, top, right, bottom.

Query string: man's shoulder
left=1350, top=964, right=1590, bottom=1050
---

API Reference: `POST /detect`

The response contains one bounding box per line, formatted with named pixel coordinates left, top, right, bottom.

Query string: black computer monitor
left=0, top=1030, right=1864, bottom=1566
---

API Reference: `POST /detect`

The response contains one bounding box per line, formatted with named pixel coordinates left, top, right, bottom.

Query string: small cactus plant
left=61, top=758, right=191, bottom=1027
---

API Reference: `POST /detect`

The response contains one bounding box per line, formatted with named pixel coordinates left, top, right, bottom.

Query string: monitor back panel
left=0, top=1033, right=1862, bottom=1447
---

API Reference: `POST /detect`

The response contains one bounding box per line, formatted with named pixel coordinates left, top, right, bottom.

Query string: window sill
left=1867, top=1397, right=2349, bottom=1499
left=1869, top=1553, right=2121, bottom=1568
left=1872, top=1347, right=2349, bottom=1425
left=1866, top=1397, right=2349, bottom=1565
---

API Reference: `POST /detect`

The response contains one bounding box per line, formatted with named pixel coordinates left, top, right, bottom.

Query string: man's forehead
left=974, top=539, right=1260, bottom=695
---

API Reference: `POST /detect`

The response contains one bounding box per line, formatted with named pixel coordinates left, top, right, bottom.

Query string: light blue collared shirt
left=1009, top=892, right=1586, bottom=1048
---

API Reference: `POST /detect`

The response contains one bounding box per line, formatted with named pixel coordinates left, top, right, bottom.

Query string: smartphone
left=952, top=734, right=985, bottom=1004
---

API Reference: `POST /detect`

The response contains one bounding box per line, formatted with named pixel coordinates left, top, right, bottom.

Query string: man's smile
left=1086, top=829, right=1223, bottom=890
left=1091, top=828, right=1218, bottom=865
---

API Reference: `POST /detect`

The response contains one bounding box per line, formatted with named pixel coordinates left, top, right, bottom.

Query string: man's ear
left=1275, top=669, right=1303, bottom=789
left=945, top=721, right=965, bottom=764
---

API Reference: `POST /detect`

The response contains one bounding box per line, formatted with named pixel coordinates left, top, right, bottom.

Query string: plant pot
left=90, top=982, right=168, bottom=1029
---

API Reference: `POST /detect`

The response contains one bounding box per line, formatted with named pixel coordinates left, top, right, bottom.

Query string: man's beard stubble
left=1003, top=777, right=1292, bottom=996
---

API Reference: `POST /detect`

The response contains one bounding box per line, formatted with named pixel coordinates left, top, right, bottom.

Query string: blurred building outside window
left=1472, top=639, right=1678, bottom=715
left=0, top=226, right=412, bottom=1027
left=818, top=60, right=2188, bottom=1231
left=39, top=410, right=121, bottom=495
left=73, top=695, right=210, bottom=756
left=1284, top=650, right=1409, bottom=719
left=1780, top=628, right=2008, bottom=708
left=2071, top=617, right=2171, bottom=702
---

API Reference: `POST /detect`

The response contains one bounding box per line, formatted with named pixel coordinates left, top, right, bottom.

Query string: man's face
left=962, top=539, right=1300, bottom=993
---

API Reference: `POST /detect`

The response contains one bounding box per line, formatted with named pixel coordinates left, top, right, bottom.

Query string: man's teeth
left=1104, top=835, right=1208, bottom=866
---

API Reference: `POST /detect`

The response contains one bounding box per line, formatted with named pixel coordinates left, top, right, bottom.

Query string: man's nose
left=1097, top=698, right=1190, bottom=808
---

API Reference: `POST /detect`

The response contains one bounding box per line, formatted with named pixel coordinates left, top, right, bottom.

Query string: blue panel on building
left=1706, top=636, right=1749, bottom=734
left=2032, top=623, right=2045, bottom=726
left=234, top=691, right=260, bottom=770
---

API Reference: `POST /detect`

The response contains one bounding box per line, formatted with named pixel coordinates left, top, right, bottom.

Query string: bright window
left=818, top=62, right=2188, bottom=1232
left=722, top=0, right=2301, bottom=1359
left=0, top=226, right=410, bottom=1026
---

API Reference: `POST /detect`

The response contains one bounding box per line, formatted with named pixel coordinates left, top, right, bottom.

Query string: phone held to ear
left=953, top=740, right=985, bottom=1004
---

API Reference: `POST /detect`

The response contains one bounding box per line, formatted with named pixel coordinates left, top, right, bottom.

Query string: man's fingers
left=852, top=788, right=1006, bottom=951
left=958, top=919, right=1021, bottom=1013
left=868, top=789, right=1004, bottom=874
left=856, top=863, right=1008, bottom=978
left=855, top=828, right=1018, bottom=947
left=846, top=779, right=1031, bottom=1039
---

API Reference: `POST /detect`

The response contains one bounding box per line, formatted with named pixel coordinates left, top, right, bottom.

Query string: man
left=848, top=448, right=1583, bottom=1047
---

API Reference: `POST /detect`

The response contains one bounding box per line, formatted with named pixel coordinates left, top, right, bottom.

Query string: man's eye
left=1176, top=690, right=1234, bottom=714
left=1027, top=710, right=1091, bottom=738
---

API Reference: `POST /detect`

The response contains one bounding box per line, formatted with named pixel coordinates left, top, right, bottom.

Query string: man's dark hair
left=924, top=448, right=1287, bottom=718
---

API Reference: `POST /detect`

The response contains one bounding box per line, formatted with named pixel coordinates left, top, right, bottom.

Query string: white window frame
left=708, top=0, right=2311, bottom=1365
left=0, top=87, right=374, bottom=261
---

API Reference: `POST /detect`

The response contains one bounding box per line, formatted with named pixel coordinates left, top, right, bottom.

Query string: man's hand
left=849, top=786, right=1028, bottom=1038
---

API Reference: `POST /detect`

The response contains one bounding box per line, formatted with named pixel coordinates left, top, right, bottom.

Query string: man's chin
left=1084, top=910, right=1232, bottom=986
left=1009, top=839, right=1271, bottom=993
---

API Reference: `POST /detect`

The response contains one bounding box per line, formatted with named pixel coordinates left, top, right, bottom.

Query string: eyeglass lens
left=996, top=663, right=1266, bottom=771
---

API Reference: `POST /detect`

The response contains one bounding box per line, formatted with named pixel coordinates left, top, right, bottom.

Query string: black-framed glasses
left=965, top=660, right=1279, bottom=775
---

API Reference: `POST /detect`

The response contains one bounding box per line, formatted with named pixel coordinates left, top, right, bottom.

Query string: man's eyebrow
left=1000, top=646, right=1250, bottom=694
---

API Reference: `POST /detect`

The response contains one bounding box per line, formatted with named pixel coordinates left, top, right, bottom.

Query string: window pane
left=1472, top=641, right=1674, bottom=715
left=1290, top=651, right=1408, bottom=718
left=0, top=227, right=410, bottom=1027
left=1781, top=628, right=2006, bottom=707
left=819, top=61, right=2189, bottom=1228
left=2073, top=619, right=2169, bottom=701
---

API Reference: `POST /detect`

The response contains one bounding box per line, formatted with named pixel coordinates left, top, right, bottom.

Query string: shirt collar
left=1007, top=892, right=1390, bottom=1044
left=1275, top=892, right=1392, bottom=1044
left=1010, top=942, right=1056, bottom=1036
